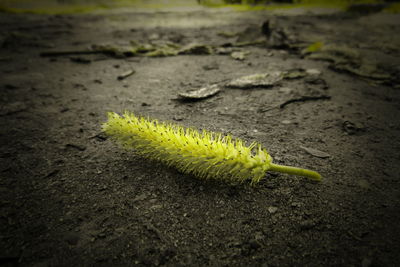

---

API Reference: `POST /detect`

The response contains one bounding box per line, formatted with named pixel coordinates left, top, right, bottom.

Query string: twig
left=40, top=50, right=102, bottom=57
left=117, top=69, right=135, bottom=80
left=280, top=95, right=331, bottom=109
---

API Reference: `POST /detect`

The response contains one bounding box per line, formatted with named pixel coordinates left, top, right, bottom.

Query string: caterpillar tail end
left=269, top=163, right=322, bottom=181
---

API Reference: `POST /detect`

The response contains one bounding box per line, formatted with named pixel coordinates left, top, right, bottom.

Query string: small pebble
left=267, top=206, right=278, bottom=214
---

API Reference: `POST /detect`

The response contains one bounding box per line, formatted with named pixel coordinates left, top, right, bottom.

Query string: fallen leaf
left=231, top=51, right=249, bottom=61
left=226, top=72, right=282, bottom=89
left=145, top=46, right=178, bottom=57
left=283, top=68, right=307, bottom=79
left=300, top=146, right=330, bottom=158
left=178, top=43, right=213, bottom=55
left=306, top=68, right=322, bottom=76
left=178, top=84, right=221, bottom=100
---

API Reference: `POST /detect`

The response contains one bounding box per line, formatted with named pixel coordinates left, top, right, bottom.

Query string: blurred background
left=1, top=0, right=399, bottom=14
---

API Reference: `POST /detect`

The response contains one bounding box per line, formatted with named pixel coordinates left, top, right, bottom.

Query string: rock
left=267, top=206, right=278, bottom=214
left=343, top=120, right=365, bottom=135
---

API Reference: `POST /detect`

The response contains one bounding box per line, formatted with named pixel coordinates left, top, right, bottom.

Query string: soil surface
left=1, top=4, right=400, bottom=267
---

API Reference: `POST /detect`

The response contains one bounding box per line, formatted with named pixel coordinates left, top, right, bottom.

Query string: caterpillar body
left=102, top=112, right=321, bottom=184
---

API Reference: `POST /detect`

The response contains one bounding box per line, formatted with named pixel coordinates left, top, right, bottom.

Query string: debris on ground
left=343, top=120, right=366, bottom=135
left=305, top=44, right=360, bottom=65
left=70, top=56, right=91, bottom=64
left=65, top=143, right=87, bottom=151
left=40, top=49, right=101, bottom=57
left=301, top=41, right=323, bottom=55
left=234, top=25, right=267, bottom=47
left=178, top=43, right=213, bottom=55
left=117, top=69, right=135, bottom=80
left=215, top=46, right=235, bottom=55
left=226, top=72, right=283, bottom=89
left=143, top=43, right=180, bottom=57
left=2, top=3, right=400, bottom=267
left=262, top=19, right=296, bottom=49
left=300, top=146, right=330, bottom=159
left=335, top=62, right=391, bottom=81
left=90, top=44, right=137, bottom=58
left=283, top=68, right=308, bottom=79
left=217, top=31, right=238, bottom=38
left=304, top=43, right=392, bottom=81
left=305, top=68, right=322, bottom=76
left=279, top=95, right=331, bottom=109
left=178, top=84, right=221, bottom=100
left=202, top=61, right=219, bottom=71
left=40, top=41, right=215, bottom=58
left=230, top=51, right=250, bottom=61
left=267, top=206, right=278, bottom=214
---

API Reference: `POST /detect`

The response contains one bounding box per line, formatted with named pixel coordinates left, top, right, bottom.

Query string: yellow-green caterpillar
left=102, top=112, right=321, bottom=184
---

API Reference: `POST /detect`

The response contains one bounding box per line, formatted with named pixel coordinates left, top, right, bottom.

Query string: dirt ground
left=1, top=4, right=400, bottom=266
